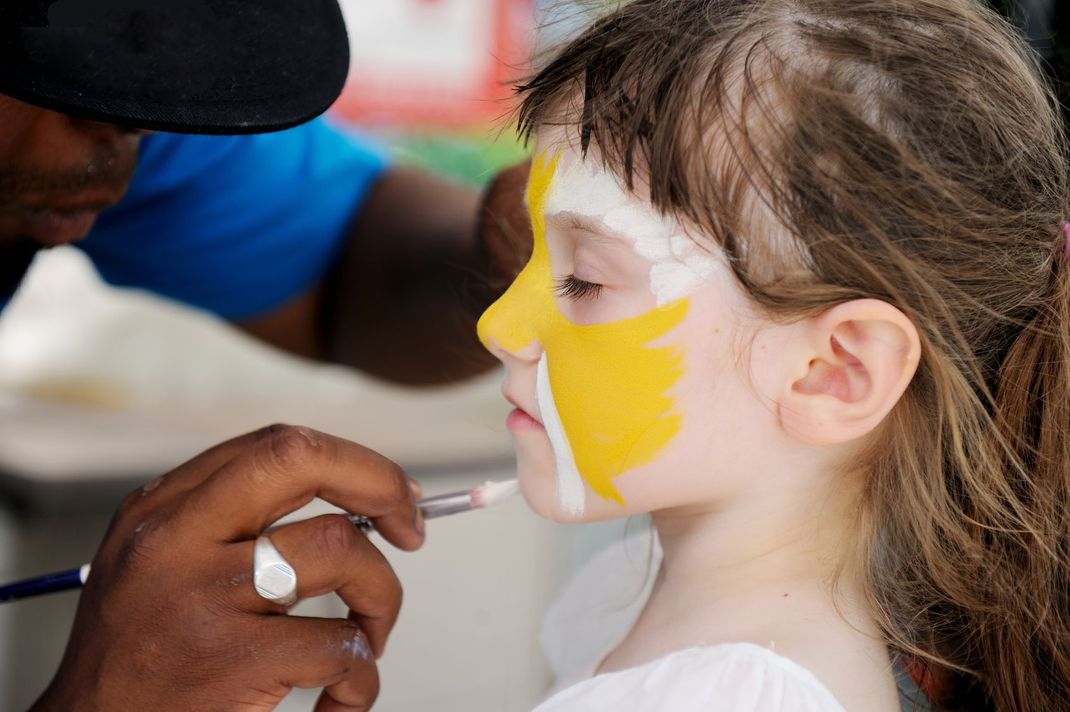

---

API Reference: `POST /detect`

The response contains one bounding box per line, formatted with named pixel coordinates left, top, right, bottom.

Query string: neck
left=652, top=466, right=856, bottom=600
left=607, top=458, right=881, bottom=669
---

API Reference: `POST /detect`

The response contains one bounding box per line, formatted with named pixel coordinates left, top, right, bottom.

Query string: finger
left=256, top=615, right=379, bottom=709
left=315, top=681, right=374, bottom=712
left=315, top=689, right=365, bottom=712
left=228, top=515, right=403, bottom=656
left=178, top=426, right=423, bottom=551
left=108, top=428, right=282, bottom=544
left=123, top=425, right=285, bottom=511
left=319, top=611, right=384, bottom=711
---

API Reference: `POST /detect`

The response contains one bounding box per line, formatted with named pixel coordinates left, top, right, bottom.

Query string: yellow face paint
left=477, top=151, right=689, bottom=507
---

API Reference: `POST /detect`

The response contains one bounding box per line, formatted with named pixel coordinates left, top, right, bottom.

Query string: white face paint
left=536, top=353, right=586, bottom=516
left=544, top=157, right=717, bottom=305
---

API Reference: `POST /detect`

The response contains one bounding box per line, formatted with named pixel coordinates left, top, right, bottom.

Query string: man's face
left=0, top=95, right=144, bottom=246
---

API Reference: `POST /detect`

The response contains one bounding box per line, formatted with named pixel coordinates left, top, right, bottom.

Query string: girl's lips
left=506, top=407, right=544, bottom=431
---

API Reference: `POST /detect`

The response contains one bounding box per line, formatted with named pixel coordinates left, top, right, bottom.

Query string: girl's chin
left=515, top=470, right=561, bottom=518
left=515, top=465, right=633, bottom=523
left=515, top=464, right=586, bottom=522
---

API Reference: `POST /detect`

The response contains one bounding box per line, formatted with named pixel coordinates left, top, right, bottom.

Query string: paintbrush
left=0, top=478, right=520, bottom=604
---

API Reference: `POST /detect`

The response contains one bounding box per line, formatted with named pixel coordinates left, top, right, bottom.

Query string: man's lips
left=5, top=193, right=120, bottom=245
left=19, top=207, right=102, bottom=245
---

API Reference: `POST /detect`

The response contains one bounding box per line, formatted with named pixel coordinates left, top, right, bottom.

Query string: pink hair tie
left=1063, top=221, right=1070, bottom=263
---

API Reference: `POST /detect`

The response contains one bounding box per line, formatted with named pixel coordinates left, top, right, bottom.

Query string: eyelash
left=554, top=274, right=604, bottom=301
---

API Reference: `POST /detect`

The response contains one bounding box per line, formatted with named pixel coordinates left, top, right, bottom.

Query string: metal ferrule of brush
left=348, top=491, right=474, bottom=532
left=413, top=491, right=474, bottom=518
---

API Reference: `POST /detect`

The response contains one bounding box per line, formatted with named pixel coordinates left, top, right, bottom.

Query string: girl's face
left=478, top=132, right=783, bottom=522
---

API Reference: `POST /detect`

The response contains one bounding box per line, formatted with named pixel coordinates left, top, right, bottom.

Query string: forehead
left=532, top=126, right=661, bottom=218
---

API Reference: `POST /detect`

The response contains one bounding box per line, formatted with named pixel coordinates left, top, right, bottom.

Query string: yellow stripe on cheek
left=477, top=151, right=689, bottom=506
left=546, top=299, right=687, bottom=503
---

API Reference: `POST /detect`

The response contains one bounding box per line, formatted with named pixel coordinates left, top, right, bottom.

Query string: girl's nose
left=482, top=333, right=543, bottom=366
left=477, top=287, right=543, bottom=364
left=476, top=276, right=544, bottom=363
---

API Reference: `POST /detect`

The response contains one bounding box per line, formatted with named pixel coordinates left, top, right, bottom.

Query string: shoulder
left=126, top=118, right=388, bottom=196
left=81, top=117, right=390, bottom=320
left=534, top=643, right=847, bottom=712
left=540, top=524, right=656, bottom=689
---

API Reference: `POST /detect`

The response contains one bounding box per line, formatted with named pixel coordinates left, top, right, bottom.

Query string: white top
left=534, top=643, right=847, bottom=712
left=535, top=523, right=847, bottom=712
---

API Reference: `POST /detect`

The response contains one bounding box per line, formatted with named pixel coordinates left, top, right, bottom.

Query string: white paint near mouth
left=536, top=353, right=586, bottom=516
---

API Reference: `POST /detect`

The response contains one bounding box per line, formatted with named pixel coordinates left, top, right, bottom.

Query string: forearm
left=236, top=163, right=531, bottom=382
left=321, top=166, right=505, bottom=385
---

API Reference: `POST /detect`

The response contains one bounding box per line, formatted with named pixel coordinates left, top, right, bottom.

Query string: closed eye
left=554, top=274, right=604, bottom=301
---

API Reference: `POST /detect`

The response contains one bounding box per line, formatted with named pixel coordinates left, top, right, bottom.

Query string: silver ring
left=253, top=535, right=298, bottom=607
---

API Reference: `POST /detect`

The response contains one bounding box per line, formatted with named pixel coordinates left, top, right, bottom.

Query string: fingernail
left=413, top=508, right=425, bottom=538
left=408, top=478, right=423, bottom=499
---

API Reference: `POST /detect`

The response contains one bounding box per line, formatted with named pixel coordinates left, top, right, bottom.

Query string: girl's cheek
left=559, top=254, right=660, bottom=325
left=561, top=301, right=603, bottom=326
left=562, top=285, right=661, bottom=326
left=555, top=289, right=617, bottom=325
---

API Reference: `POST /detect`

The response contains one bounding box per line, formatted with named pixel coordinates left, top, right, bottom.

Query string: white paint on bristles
left=536, top=353, right=586, bottom=516
left=472, top=479, right=520, bottom=508
left=545, top=157, right=717, bottom=306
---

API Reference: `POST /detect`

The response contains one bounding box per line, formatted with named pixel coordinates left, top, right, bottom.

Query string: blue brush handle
left=0, top=564, right=89, bottom=603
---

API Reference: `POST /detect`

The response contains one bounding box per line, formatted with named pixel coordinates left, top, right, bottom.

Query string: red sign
left=332, top=0, right=535, bottom=129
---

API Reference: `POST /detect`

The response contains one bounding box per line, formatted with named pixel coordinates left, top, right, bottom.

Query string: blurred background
left=0, top=0, right=1064, bottom=710
left=0, top=1, right=623, bottom=710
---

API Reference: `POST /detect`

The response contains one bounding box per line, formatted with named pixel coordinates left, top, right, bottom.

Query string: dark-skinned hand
left=30, top=424, right=424, bottom=712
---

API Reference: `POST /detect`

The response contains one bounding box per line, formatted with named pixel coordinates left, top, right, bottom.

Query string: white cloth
left=535, top=523, right=847, bottom=712
left=534, top=644, right=848, bottom=712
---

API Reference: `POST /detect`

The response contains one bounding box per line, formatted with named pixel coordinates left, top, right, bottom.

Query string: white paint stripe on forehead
left=545, top=157, right=674, bottom=261
left=544, top=156, right=717, bottom=305
left=537, top=353, right=586, bottom=516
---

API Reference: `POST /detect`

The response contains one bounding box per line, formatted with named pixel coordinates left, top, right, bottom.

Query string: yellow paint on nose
left=477, top=152, right=688, bottom=504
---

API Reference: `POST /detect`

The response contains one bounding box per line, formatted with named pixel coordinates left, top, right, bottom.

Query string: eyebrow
left=546, top=211, right=622, bottom=245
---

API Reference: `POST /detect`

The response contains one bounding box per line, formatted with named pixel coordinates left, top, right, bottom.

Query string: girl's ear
left=776, top=299, right=921, bottom=445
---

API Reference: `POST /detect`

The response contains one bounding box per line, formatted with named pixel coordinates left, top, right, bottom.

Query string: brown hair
left=517, top=1, right=1070, bottom=710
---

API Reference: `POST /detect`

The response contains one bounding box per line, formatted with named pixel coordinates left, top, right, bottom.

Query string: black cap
left=0, top=0, right=351, bottom=134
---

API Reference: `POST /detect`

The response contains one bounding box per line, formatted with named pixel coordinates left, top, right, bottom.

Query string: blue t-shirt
left=4, top=117, right=388, bottom=320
